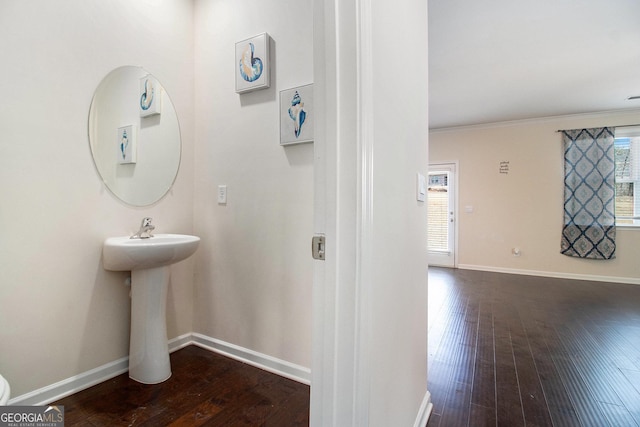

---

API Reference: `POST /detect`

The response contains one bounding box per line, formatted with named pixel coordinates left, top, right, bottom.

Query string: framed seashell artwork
left=140, top=75, right=162, bottom=117
left=117, top=124, right=137, bottom=164
left=280, top=84, right=313, bottom=145
left=235, top=33, right=271, bottom=94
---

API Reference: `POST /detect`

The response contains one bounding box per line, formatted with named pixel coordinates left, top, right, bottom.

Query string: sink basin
left=103, top=234, right=200, bottom=271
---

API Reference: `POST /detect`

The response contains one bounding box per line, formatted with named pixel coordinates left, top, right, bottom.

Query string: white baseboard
left=168, top=332, right=194, bottom=353
left=191, top=333, right=311, bottom=385
left=413, top=391, right=433, bottom=427
left=457, top=264, right=640, bottom=286
left=8, top=333, right=310, bottom=406
left=8, top=356, right=129, bottom=406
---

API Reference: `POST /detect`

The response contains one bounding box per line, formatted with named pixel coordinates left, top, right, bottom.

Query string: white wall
left=368, top=0, right=429, bottom=423
left=0, top=0, right=195, bottom=398
left=430, top=110, right=640, bottom=283
left=311, top=0, right=430, bottom=424
left=192, top=0, right=314, bottom=368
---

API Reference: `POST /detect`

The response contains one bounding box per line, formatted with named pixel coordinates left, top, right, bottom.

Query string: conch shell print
left=120, top=128, right=129, bottom=160
left=239, top=42, right=264, bottom=83
left=288, top=91, right=306, bottom=138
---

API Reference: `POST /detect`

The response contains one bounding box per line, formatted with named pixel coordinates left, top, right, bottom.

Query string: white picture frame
left=139, top=75, right=162, bottom=117
left=280, top=84, right=314, bottom=145
left=117, top=125, right=136, bottom=164
left=235, top=33, right=271, bottom=94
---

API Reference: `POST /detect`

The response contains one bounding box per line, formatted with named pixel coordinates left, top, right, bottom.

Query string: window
left=427, top=172, right=449, bottom=252
left=614, top=131, right=640, bottom=226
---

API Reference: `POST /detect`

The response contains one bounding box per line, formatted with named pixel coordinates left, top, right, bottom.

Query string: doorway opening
left=428, top=163, right=457, bottom=267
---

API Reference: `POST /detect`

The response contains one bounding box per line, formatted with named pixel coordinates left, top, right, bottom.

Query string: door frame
left=311, top=0, right=370, bottom=424
left=428, top=162, right=458, bottom=268
left=311, top=0, right=431, bottom=425
left=310, top=0, right=433, bottom=427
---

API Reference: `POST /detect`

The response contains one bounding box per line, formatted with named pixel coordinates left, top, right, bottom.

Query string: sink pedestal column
left=129, top=266, right=171, bottom=384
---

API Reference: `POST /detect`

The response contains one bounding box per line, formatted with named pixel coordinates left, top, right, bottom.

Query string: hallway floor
left=427, top=267, right=640, bottom=427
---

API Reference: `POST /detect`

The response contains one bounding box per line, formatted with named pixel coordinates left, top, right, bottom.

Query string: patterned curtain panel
left=561, top=127, right=616, bottom=259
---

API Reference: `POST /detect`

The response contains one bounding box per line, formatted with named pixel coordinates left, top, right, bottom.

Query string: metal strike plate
left=312, top=235, right=325, bottom=260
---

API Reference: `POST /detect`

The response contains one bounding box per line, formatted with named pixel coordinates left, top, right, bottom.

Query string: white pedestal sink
left=103, top=234, right=200, bottom=384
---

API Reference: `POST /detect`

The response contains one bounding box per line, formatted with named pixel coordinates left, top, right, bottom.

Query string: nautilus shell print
left=288, top=91, right=306, bottom=138
left=239, top=42, right=264, bottom=83
left=139, top=75, right=162, bottom=117
left=140, top=78, right=155, bottom=111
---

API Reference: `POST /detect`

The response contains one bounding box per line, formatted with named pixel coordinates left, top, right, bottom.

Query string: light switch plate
left=416, top=173, right=426, bottom=202
left=217, top=185, right=227, bottom=204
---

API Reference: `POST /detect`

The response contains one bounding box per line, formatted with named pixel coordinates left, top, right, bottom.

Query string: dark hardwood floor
left=53, top=345, right=309, bottom=426
left=427, top=267, right=640, bottom=427
left=52, top=267, right=640, bottom=426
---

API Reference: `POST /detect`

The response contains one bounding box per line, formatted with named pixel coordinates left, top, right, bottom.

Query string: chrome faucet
left=131, top=217, right=155, bottom=239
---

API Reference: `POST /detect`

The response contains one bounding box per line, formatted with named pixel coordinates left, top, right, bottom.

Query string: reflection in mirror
left=89, top=66, right=181, bottom=206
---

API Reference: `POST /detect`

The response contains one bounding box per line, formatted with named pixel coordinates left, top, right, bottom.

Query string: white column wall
left=311, top=0, right=430, bottom=424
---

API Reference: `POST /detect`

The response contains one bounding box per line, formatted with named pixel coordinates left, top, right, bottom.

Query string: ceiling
left=428, top=0, right=640, bottom=129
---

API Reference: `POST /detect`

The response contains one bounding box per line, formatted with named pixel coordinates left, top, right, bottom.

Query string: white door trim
left=311, top=0, right=374, bottom=424
left=312, top=0, right=430, bottom=425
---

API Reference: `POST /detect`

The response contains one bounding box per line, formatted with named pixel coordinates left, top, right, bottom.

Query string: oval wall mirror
left=88, top=66, right=181, bottom=206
